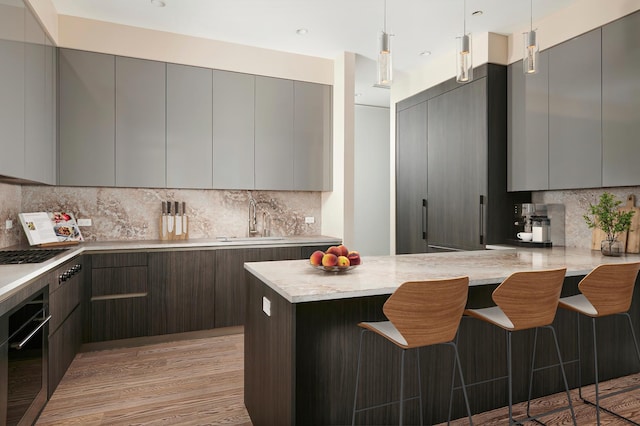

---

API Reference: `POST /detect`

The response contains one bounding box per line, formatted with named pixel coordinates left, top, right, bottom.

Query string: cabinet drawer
left=49, top=274, right=81, bottom=334
left=91, top=252, right=147, bottom=268
left=91, top=266, right=148, bottom=297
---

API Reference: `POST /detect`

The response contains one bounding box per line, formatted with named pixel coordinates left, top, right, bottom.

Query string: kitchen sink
left=215, top=236, right=285, bottom=242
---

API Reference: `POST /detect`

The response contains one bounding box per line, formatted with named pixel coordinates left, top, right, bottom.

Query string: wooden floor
left=37, top=331, right=640, bottom=425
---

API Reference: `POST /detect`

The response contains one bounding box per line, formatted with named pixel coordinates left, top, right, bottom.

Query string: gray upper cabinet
left=293, top=81, right=332, bottom=191
left=213, top=70, right=255, bottom=189
left=548, top=29, right=602, bottom=190
left=0, top=0, right=25, bottom=180
left=166, top=63, right=213, bottom=189
left=507, top=51, right=549, bottom=192
left=255, top=76, right=294, bottom=190
left=602, top=10, right=640, bottom=187
left=115, top=56, right=166, bottom=188
left=58, top=49, right=116, bottom=186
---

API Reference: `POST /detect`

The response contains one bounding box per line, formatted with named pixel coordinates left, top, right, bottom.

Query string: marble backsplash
left=15, top=186, right=322, bottom=243
left=0, top=182, right=22, bottom=248
left=533, top=187, right=640, bottom=249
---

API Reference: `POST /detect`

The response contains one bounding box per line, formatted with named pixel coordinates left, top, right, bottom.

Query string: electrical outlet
left=5, top=219, right=12, bottom=229
left=77, top=218, right=92, bottom=227
left=305, top=216, right=315, bottom=224
left=262, top=296, right=271, bottom=317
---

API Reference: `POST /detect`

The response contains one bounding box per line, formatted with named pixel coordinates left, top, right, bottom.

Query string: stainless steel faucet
left=248, top=194, right=259, bottom=236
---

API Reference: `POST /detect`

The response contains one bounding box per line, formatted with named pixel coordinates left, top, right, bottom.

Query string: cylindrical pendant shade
left=523, top=30, right=539, bottom=74
left=456, top=34, right=473, bottom=83
left=377, top=32, right=392, bottom=86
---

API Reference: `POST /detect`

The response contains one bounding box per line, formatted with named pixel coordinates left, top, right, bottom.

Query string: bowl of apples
left=309, top=244, right=361, bottom=272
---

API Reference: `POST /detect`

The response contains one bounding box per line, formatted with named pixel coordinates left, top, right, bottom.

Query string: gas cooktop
left=0, top=249, right=67, bottom=265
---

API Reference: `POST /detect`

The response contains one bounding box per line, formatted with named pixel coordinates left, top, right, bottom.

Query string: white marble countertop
left=0, top=235, right=340, bottom=306
left=245, top=247, right=640, bottom=303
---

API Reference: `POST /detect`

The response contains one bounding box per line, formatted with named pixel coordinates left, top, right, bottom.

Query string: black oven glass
left=7, top=291, right=48, bottom=425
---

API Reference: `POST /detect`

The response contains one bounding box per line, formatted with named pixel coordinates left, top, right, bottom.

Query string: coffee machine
left=513, top=203, right=565, bottom=246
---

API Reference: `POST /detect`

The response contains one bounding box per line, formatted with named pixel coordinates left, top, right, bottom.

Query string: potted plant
left=583, top=192, right=635, bottom=256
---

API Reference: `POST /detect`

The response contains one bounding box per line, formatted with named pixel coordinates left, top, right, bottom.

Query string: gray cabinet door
left=58, top=49, right=116, bottom=186
left=507, top=51, right=549, bottom=192
left=395, top=101, right=428, bottom=254
left=213, top=70, right=255, bottom=189
left=0, top=1, right=24, bottom=180
left=602, top=11, right=640, bottom=187
left=255, top=76, right=294, bottom=190
left=166, top=63, right=213, bottom=189
left=548, top=29, right=602, bottom=190
left=115, top=57, right=166, bottom=188
left=293, top=81, right=332, bottom=191
left=428, top=78, right=487, bottom=251
left=24, top=7, right=54, bottom=184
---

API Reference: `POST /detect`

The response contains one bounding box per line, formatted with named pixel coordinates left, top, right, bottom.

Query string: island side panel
left=245, top=273, right=295, bottom=426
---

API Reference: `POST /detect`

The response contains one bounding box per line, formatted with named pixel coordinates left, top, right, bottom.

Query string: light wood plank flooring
left=38, top=331, right=640, bottom=425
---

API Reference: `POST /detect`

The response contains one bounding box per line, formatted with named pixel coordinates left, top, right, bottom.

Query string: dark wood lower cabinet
left=215, top=247, right=300, bottom=328
left=89, top=253, right=148, bottom=342
left=48, top=305, right=81, bottom=397
left=148, top=250, right=216, bottom=335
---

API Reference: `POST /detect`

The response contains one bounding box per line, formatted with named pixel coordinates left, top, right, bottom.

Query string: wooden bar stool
left=462, top=268, right=577, bottom=425
left=351, top=276, right=473, bottom=426
left=558, top=261, right=640, bottom=425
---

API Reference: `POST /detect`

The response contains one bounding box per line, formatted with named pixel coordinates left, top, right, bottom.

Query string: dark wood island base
left=244, top=250, right=640, bottom=425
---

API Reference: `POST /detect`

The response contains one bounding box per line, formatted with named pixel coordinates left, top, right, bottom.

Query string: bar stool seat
left=352, top=276, right=474, bottom=425
left=462, top=268, right=577, bottom=425
left=558, top=261, right=640, bottom=425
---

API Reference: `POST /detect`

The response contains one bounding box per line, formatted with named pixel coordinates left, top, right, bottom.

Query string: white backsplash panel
left=533, top=187, right=640, bottom=249
left=20, top=186, right=322, bottom=242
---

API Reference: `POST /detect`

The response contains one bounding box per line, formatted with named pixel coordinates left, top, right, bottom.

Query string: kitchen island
left=244, top=247, right=640, bottom=425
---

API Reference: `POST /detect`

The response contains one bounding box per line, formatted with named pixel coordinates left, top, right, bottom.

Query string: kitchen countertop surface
left=0, top=235, right=341, bottom=306
left=245, top=247, right=640, bottom=303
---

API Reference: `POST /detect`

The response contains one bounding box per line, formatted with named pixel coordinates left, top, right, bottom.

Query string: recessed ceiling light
left=151, top=0, right=166, bottom=7
left=472, top=10, right=483, bottom=16
left=419, top=51, right=432, bottom=57
left=354, top=93, right=362, bottom=97
left=296, top=28, right=309, bottom=35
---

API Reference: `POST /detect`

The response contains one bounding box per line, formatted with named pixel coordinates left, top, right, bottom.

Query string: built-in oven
left=3, top=289, right=50, bottom=425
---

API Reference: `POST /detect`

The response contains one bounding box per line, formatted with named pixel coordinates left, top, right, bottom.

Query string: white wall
left=353, top=104, right=390, bottom=256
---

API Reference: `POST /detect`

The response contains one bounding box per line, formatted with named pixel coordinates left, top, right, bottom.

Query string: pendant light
left=456, top=0, right=473, bottom=83
left=377, top=0, right=392, bottom=86
left=523, top=0, right=539, bottom=74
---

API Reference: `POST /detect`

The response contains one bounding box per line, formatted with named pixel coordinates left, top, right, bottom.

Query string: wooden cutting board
left=623, top=195, right=640, bottom=253
left=590, top=194, right=640, bottom=252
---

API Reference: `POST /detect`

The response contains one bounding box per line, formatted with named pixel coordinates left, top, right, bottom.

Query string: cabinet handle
left=422, top=198, right=427, bottom=240
left=11, top=313, right=51, bottom=350
left=479, top=195, right=485, bottom=245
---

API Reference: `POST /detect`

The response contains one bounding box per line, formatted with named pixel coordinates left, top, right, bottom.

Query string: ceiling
left=51, top=0, right=579, bottom=107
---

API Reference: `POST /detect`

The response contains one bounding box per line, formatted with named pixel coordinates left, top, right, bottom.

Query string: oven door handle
left=11, top=314, right=51, bottom=350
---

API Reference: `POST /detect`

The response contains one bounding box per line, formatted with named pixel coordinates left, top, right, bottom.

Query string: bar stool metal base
left=352, top=329, right=473, bottom=426
left=574, top=312, right=640, bottom=425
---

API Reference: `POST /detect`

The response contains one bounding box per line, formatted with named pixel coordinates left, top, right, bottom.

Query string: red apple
left=337, top=255, right=350, bottom=268
left=337, top=244, right=349, bottom=256
left=347, top=251, right=361, bottom=266
left=326, top=246, right=342, bottom=257
left=322, top=253, right=338, bottom=267
left=309, top=250, right=325, bottom=266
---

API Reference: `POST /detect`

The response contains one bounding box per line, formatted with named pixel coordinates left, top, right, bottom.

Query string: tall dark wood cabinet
left=396, top=64, right=526, bottom=252
left=148, top=250, right=216, bottom=335
left=395, top=101, right=428, bottom=254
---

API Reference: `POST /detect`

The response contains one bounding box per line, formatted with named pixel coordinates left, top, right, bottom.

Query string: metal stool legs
left=575, top=312, right=640, bottom=425
left=524, top=326, right=577, bottom=425
left=446, top=340, right=474, bottom=425
left=352, top=329, right=424, bottom=426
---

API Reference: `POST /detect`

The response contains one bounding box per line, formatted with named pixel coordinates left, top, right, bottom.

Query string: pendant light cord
left=383, top=0, right=387, bottom=33
left=530, top=0, right=533, bottom=31
left=463, top=0, right=466, bottom=35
